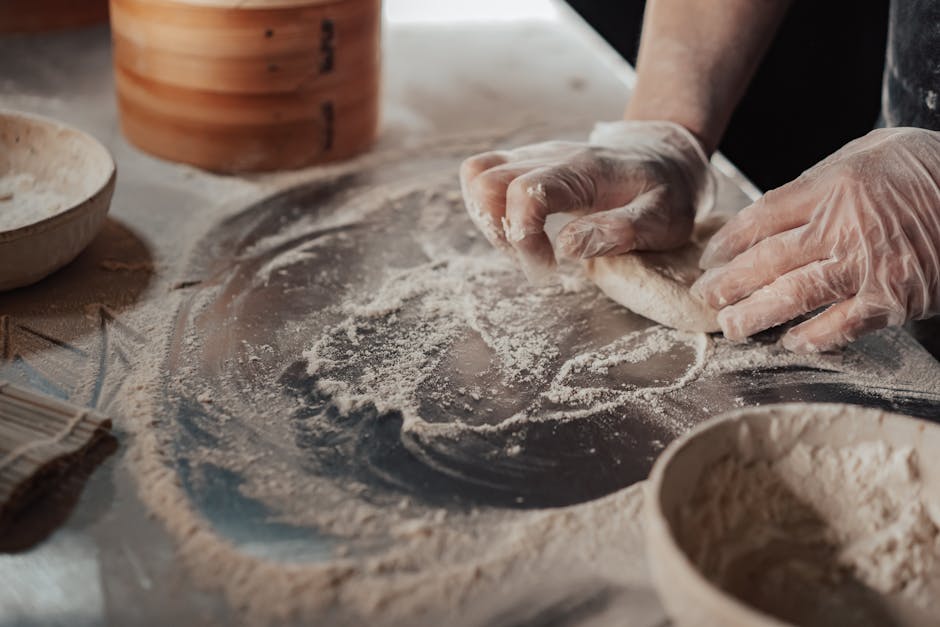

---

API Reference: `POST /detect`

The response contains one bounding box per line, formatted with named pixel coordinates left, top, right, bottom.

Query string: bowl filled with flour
left=646, top=403, right=940, bottom=627
left=0, top=109, right=115, bottom=291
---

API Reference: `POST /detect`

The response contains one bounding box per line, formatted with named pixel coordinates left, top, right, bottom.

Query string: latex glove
left=459, top=121, right=715, bottom=283
left=692, top=127, right=940, bottom=353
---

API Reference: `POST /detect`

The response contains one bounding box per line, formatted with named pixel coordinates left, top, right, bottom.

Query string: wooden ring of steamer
left=115, top=64, right=379, bottom=125
left=116, top=66, right=380, bottom=172
left=0, top=0, right=109, bottom=32
left=109, top=0, right=379, bottom=58
left=109, top=0, right=382, bottom=171
left=110, top=14, right=379, bottom=94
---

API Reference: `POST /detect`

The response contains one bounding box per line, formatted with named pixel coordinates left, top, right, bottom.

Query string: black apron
left=884, top=1, right=940, bottom=354
left=883, top=0, right=940, bottom=128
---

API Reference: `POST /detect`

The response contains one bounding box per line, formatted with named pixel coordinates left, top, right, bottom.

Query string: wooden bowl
left=109, top=0, right=381, bottom=172
left=0, top=110, right=116, bottom=291
left=0, top=0, right=109, bottom=33
left=645, top=403, right=940, bottom=627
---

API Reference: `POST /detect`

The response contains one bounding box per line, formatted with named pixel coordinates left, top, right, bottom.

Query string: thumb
left=556, top=187, right=693, bottom=259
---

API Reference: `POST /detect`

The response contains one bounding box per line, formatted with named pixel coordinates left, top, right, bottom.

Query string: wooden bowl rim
left=0, top=110, right=116, bottom=243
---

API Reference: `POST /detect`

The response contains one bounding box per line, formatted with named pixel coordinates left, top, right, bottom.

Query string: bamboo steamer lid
left=0, top=0, right=109, bottom=33
left=109, top=0, right=381, bottom=172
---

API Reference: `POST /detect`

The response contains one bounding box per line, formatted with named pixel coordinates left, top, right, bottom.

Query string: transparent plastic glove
left=459, top=121, right=715, bottom=284
left=691, top=127, right=940, bottom=353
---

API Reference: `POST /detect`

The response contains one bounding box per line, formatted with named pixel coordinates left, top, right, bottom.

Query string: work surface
left=2, top=2, right=940, bottom=625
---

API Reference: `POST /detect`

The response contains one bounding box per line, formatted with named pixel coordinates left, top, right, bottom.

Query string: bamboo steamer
left=0, top=0, right=109, bottom=32
left=109, top=0, right=381, bottom=172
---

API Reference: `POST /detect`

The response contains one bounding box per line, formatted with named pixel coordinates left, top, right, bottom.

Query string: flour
left=303, top=258, right=711, bottom=440
left=680, top=440, right=940, bottom=625
left=35, top=127, right=937, bottom=627
left=774, top=443, right=939, bottom=600
left=541, top=328, right=711, bottom=418
left=0, top=172, right=69, bottom=231
left=119, top=139, right=700, bottom=624
left=292, top=165, right=728, bottom=440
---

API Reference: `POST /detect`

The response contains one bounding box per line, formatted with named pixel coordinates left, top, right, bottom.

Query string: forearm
left=625, top=0, right=791, bottom=154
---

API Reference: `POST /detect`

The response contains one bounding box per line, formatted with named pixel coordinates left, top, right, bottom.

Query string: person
left=459, top=0, right=940, bottom=354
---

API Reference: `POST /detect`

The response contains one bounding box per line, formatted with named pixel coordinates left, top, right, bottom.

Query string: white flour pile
left=0, top=172, right=68, bottom=230
left=680, top=441, right=940, bottom=625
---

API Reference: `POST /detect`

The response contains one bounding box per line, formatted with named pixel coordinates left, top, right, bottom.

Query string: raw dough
left=584, top=214, right=727, bottom=332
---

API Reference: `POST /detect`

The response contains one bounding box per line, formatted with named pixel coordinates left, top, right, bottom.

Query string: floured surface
left=585, top=214, right=726, bottom=333
left=139, top=144, right=940, bottom=625
left=1, top=134, right=939, bottom=626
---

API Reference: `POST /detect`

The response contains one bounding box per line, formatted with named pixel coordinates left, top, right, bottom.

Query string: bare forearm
left=625, top=0, right=791, bottom=153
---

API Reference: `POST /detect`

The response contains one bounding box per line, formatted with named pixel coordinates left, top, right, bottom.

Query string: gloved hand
left=459, top=120, right=715, bottom=283
left=691, top=127, right=940, bottom=353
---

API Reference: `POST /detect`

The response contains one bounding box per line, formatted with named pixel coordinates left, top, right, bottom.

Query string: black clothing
left=883, top=0, right=940, bottom=129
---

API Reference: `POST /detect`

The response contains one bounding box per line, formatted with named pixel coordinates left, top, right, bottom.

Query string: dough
left=584, top=214, right=727, bottom=333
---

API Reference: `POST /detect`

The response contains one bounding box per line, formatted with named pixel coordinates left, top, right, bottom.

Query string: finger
left=781, top=297, right=893, bottom=353
left=503, top=166, right=599, bottom=283
left=459, top=151, right=508, bottom=190
left=556, top=187, right=693, bottom=259
left=460, top=152, right=511, bottom=247
left=699, top=182, right=816, bottom=269
left=691, top=224, right=823, bottom=309
left=717, top=259, right=856, bottom=341
left=464, top=162, right=528, bottom=251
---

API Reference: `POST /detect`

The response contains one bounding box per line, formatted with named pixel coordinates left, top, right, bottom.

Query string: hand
left=459, top=121, right=715, bottom=283
left=692, top=128, right=940, bottom=352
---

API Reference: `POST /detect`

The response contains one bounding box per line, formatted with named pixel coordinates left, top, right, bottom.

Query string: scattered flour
left=116, top=145, right=940, bottom=625
left=303, top=257, right=712, bottom=440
